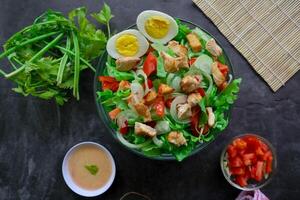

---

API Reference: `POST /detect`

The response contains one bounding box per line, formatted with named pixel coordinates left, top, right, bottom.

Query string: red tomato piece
left=98, top=76, right=119, bottom=92
left=217, top=62, right=229, bottom=77
left=145, top=121, right=157, bottom=128
left=233, top=138, right=247, bottom=150
left=255, top=147, right=264, bottom=157
left=165, top=98, right=173, bottom=109
left=196, top=88, right=206, bottom=97
left=153, top=97, right=165, bottom=117
left=235, top=175, right=248, bottom=187
left=143, top=52, right=157, bottom=76
left=262, top=150, right=272, bottom=161
left=254, top=161, right=264, bottom=182
left=229, top=156, right=243, bottom=168
left=230, top=167, right=245, bottom=175
left=119, top=121, right=128, bottom=135
left=147, top=79, right=153, bottom=88
left=242, top=153, right=255, bottom=166
left=189, top=57, right=197, bottom=65
left=190, top=107, right=201, bottom=136
left=227, top=145, right=237, bottom=158
left=266, top=156, right=273, bottom=174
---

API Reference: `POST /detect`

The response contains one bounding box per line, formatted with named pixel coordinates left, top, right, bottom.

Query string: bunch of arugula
left=0, top=3, right=113, bottom=105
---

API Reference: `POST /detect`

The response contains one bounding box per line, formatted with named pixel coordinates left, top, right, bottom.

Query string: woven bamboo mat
left=193, top=0, right=300, bottom=91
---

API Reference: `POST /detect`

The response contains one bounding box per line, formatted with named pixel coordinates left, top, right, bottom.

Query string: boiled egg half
left=106, top=29, right=149, bottom=59
left=137, top=10, right=178, bottom=44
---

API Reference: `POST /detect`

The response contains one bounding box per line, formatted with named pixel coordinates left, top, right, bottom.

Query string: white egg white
left=106, top=29, right=149, bottom=59
left=136, top=10, right=178, bottom=44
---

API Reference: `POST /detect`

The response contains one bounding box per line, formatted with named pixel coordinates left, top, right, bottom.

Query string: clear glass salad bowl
left=220, top=134, right=277, bottom=190
left=94, top=19, right=234, bottom=160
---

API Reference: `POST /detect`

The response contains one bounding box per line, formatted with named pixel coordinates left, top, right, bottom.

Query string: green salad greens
left=96, top=11, right=242, bottom=161
left=0, top=3, right=113, bottom=105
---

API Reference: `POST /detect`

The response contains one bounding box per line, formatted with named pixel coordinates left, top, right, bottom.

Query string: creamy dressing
left=68, top=144, right=112, bottom=190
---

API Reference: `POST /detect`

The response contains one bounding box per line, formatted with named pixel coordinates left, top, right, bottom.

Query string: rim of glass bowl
left=94, top=19, right=235, bottom=161
left=220, top=133, right=277, bottom=191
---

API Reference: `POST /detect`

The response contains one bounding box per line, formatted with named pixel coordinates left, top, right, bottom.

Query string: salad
left=97, top=10, right=241, bottom=161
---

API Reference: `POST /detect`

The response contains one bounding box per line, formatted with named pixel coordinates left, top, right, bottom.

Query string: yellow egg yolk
left=115, top=34, right=139, bottom=56
left=145, top=16, right=170, bottom=39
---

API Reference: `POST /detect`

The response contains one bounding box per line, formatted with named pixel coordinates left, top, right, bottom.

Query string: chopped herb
left=85, top=164, right=99, bottom=175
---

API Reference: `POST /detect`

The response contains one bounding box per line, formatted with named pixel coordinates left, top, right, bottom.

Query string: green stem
left=5, top=33, right=64, bottom=79
left=5, top=21, right=58, bottom=45
left=29, top=33, right=64, bottom=61
left=107, top=22, right=111, bottom=38
left=0, top=31, right=60, bottom=60
left=72, top=31, right=80, bottom=100
left=55, top=45, right=96, bottom=72
left=0, top=69, right=6, bottom=76
left=57, top=36, right=71, bottom=84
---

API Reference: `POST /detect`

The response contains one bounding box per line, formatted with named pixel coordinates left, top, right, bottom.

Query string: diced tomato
left=142, top=79, right=153, bottom=90
left=233, top=138, right=247, bottom=150
left=108, top=108, right=121, bottom=120
left=119, top=121, right=128, bottom=135
left=190, top=106, right=201, bottom=136
left=229, top=156, right=243, bottom=168
left=147, top=79, right=153, bottom=88
left=227, top=135, right=273, bottom=187
left=262, top=150, right=272, bottom=161
left=236, top=175, right=248, bottom=187
left=227, top=145, right=237, bottom=158
left=230, top=167, right=245, bottom=175
left=153, top=97, right=165, bottom=117
left=259, top=140, right=269, bottom=152
left=189, top=57, right=197, bottom=65
left=143, top=52, right=157, bottom=76
left=217, top=62, right=229, bottom=77
left=266, top=156, right=273, bottom=174
left=146, top=45, right=155, bottom=54
left=254, top=161, right=264, bottom=182
left=165, top=98, right=173, bottom=108
left=98, top=76, right=119, bottom=92
left=242, top=153, right=255, bottom=166
left=196, top=88, right=206, bottom=97
left=255, top=147, right=264, bottom=157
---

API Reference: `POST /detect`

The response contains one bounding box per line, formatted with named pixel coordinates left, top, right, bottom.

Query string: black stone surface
left=0, top=0, right=299, bottom=199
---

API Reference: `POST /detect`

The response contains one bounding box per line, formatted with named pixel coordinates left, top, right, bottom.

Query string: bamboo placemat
left=193, top=0, right=300, bottom=91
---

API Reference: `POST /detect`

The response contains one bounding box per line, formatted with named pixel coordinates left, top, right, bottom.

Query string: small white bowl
left=62, top=142, right=116, bottom=197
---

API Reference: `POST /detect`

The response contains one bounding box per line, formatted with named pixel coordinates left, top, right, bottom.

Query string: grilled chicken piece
left=206, top=107, right=215, bottom=127
left=177, top=103, right=192, bottom=120
left=116, top=57, right=140, bottom=71
left=134, top=122, right=157, bottom=137
left=158, top=83, right=174, bottom=95
left=211, top=62, right=226, bottom=87
left=134, top=102, right=151, bottom=122
left=187, top=93, right=202, bottom=107
left=186, top=33, right=202, bottom=52
left=161, top=51, right=184, bottom=73
left=180, top=75, right=202, bottom=93
left=167, top=41, right=189, bottom=68
left=206, top=38, right=222, bottom=57
left=118, top=80, right=131, bottom=90
left=167, top=131, right=187, bottom=146
left=144, top=91, right=157, bottom=105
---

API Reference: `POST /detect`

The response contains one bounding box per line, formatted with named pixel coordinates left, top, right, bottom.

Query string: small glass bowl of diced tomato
left=220, top=134, right=277, bottom=190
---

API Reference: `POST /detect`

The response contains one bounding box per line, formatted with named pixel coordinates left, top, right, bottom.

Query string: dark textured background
left=0, top=0, right=299, bottom=199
